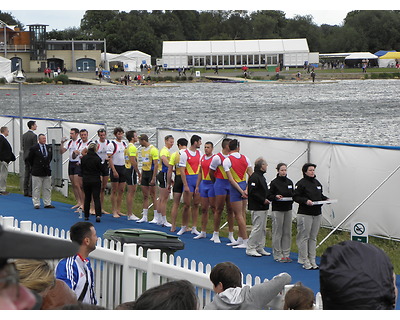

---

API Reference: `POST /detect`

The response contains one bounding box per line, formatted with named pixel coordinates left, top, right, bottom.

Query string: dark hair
left=126, top=130, right=137, bottom=142
left=210, top=262, right=242, bottom=290
left=27, top=121, right=36, bottom=129
left=190, top=135, right=201, bottom=145
left=79, top=129, right=88, bottom=133
left=221, top=138, right=232, bottom=149
left=38, top=133, right=45, bottom=138
left=164, top=134, right=174, bottom=141
left=69, top=222, right=94, bottom=245
left=283, top=282, right=315, bottom=310
left=113, top=127, right=124, bottom=135
left=97, top=128, right=106, bottom=134
left=139, top=134, right=148, bottom=142
left=177, top=138, right=188, bottom=147
left=302, top=163, right=316, bottom=174
left=276, top=162, right=287, bottom=171
left=132, top=280, right=198, bottom=310
left=70, top=128, right=79, bottom=134
left=205, top=141, right=213, bottom=147
left=228, top=139, right=240, bottom=151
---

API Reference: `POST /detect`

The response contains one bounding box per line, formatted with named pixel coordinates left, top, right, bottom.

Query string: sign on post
left=351, top=222, right=368, bottom=243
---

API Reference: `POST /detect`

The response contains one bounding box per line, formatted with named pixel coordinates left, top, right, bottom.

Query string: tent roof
left=379, top=52, right=400, bottom=59
left=0, top=56, right=11, bottom=62
left=344, top=52, right=378, bottom=60
left=163, top=39, right=309, bottom=55
left=374, top=50, right=396, bottom=57
left=102, top=50, right=151, bottom=62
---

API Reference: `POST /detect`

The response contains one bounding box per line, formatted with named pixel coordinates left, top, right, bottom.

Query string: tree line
left=2, top=10, right=400, bottom=60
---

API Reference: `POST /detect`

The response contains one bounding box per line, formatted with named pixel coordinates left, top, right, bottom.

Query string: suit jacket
left=27, top=143, right=53, bottom=177
left=0, top=134, right=16, bottom=163
left=22, top=130, right=38, bottom=160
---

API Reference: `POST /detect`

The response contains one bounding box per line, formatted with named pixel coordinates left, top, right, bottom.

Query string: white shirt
left=107, top=140, right=127, bottom=166
left=64, top=139, right=80, bottom=162
left=95, top=139, right=110, bottom=163
left=209, top=152, right=228, bottom=171
left=178, top=149, right=203, bottom=168
left=222, top=152, right=252, bottom=172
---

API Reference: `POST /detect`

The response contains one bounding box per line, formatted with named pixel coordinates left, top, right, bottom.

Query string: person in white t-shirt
left=107, top=127, right=127, bottom=218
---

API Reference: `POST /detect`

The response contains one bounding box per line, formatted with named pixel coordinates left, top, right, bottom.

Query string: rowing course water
left=0, top=79, right=399, bottom=146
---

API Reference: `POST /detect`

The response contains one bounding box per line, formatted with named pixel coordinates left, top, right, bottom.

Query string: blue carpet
left=2, top=193, right=399, bottom=308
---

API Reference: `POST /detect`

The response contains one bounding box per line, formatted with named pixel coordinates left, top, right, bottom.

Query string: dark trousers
left=83, top=181, right=102, bottom=218
left=24, top=161, right=32, bottom=196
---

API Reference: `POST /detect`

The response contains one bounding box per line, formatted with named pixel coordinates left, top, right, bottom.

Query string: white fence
left=155, top=128, right=400, bottom=242
left=0, top=215, right=307, bottom=310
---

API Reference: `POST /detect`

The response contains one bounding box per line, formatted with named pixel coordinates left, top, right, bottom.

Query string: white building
left=161, top=39, right=312, bottom=69
left=102, top=50, right=151, bottom=72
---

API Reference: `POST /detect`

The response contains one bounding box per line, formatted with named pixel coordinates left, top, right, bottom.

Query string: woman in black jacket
left=268, top=163, right=294, bottom=263
left=293, top=163, right=328, bottom=270
left=81, top=142, right=108, bottom=222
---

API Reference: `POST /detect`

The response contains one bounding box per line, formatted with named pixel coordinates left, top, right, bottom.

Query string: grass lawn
left=6, top=173, right=400, bottom=273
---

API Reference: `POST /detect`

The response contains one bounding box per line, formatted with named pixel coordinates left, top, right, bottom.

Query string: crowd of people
left=0, top=220, right=397, bottom=310
left=0, top=124, right=398, bottom=310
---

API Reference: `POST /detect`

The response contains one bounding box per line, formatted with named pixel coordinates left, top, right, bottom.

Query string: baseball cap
left=0, top=225, right=79, bottom=264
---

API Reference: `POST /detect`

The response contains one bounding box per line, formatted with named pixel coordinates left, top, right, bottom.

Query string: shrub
left=54, top=74, right=69, bottom=84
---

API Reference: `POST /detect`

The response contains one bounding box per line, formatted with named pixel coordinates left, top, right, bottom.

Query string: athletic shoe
left=96, top=217, right=101, bottom=223
left=163, top=221, right=172, bottom=228
left=285, top=257, right=293, bottom=263
left=149, top=217, right=159, bottom=224
left=193, top=232, right=206, bottom=239
left=211, top=235, right=221, bottom=243
left=233, top=243, right=247, bottom=249
left=191, top=228, right=200, bottom=236
left=136, top=216, right=148, bottom=223
left=302, top=261, right=313, bottom=270
left=257, top=249, right=271, bottom=256
left=177, top=227, right=186, bottom=235
left=228, top=235, right=236, bottom=243
left=246, top=249, right=262, bottom=257
left=310, top=261, right=319, bottom=269
left=127, top=214, right=139, bottom=221
left=227, top=240, right=241, bottom=246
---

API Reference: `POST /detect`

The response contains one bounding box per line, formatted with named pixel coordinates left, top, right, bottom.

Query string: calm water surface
left=1, top=79, right=399, bottom=146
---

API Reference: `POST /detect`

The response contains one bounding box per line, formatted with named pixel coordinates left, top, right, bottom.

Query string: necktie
left=42, top=145, right=46, bottom=157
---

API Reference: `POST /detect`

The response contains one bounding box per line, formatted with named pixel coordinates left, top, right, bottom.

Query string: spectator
left=41, top=279, right=78, bottom=310
left=0, top=126, right=16, bottom=195
left=130, top=280, right=198, bottom=310
left=204, top=262, right=291, bottom=310
left=283, top=282, right=315, bottom=310
left=0, top=224, right=78, bottom=309
left=22, top=120, right=38, bottom=197
left=320, top=240, right=397, bottom=310
left=56, top=222, right=98, bottom=305
left=14, top=259, right=55, bottom=297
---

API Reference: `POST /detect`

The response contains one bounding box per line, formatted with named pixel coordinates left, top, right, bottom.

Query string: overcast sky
left=3, top=1, right=396, bottom=31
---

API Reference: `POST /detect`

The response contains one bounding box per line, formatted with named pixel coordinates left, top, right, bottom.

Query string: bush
left=0, top=78, right=5, bottom=84
left=53, top=74, right=69, bottom=84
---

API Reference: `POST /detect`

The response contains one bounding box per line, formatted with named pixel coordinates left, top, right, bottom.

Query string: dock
left=68, top=77, right=116, bottom=86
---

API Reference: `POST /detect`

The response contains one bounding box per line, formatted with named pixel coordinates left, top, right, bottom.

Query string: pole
left=18, top=61, right=24, bottom=191
left=3, top=22, right=7, bottom=58
left=317, top=162, right=400, bottom=248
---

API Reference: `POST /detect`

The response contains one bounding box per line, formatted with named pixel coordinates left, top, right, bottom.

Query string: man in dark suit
left=22, top=120, right=38, bottom=197
left=0, top=127, right=16, bottom=195
left=27, top=133, right=55, bottom=209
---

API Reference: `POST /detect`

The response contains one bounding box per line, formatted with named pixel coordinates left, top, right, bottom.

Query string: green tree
left=0, top=11, right=24, bottom=29
left=250, top=10, right=286, bottom=39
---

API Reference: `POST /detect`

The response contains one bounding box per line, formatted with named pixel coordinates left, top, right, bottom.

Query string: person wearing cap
left=81, top=142, right=108, bottom=222
left=293, top=163, right=328, bottom=270
left=27, top=133, right=55, bottom=209
left=56, top=222, right=98, bottom=305
left=0, top=224, right=78, bottom=309
left=319, top=240, right=397, bottom=310
left=0, top=126, right=16, bottom=196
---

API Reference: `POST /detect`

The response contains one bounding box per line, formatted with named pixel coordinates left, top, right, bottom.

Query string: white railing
left=1, top=216, right=310, bottom=310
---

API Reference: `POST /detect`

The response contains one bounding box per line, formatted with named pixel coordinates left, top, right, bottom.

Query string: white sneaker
left=127, top=214, right=139, bottom=221
left=228, top=235, right=236, bottom=243
left=246, top=249, right=262, bottom=257
left=233, top=243, right=247, bottom=249
left=136, top=216, right=148, bottom=223
left=191, top=227, right=200, bottom=236
left=149, top=217, right=159, bottom=224
left=257, top=249, right=271, bottom=256
left=194, top=232, right=206, bottom=239
left=212, top=235, right=221, bottom=243
left=227, top=240, right=240, bottom=246
left=163, top=220, right=172, bottom=228
left=177, top=227, right=186, bottom=235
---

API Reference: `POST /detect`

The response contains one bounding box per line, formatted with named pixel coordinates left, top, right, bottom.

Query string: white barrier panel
left=157, top=128, right=400, bottom=241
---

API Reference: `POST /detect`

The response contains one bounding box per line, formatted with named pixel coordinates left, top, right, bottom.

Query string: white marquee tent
left=0, top=56, right=11, bottom=80
left=102, top=51, right=151, bottom=72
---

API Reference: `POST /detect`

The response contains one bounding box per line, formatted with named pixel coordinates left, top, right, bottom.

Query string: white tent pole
left=317, top=162, right=400, bottom=248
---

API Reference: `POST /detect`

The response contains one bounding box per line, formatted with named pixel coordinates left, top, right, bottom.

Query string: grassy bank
left=5, top=173, right=400, bottom=272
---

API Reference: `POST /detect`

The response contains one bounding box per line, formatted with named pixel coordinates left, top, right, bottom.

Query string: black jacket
left=27, top=144, right=52, bottom=177
left=293, top=175, right=328, bottom=216
left=268, top=175, right=294, bottom=211
left=81, top=150, right=108, bottom=183
left=247, top=169, right=270, bottom=211
left=0, top=135, right=16, bottom=163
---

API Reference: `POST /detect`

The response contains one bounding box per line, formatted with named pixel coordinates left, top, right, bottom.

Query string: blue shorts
left=185, top=174, right=198, bottom=193
left=214, top=178, right=230, bottom=196
left=229, top=181, right=247, bottom=202
left=200, top=180, right=215, bottom=198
